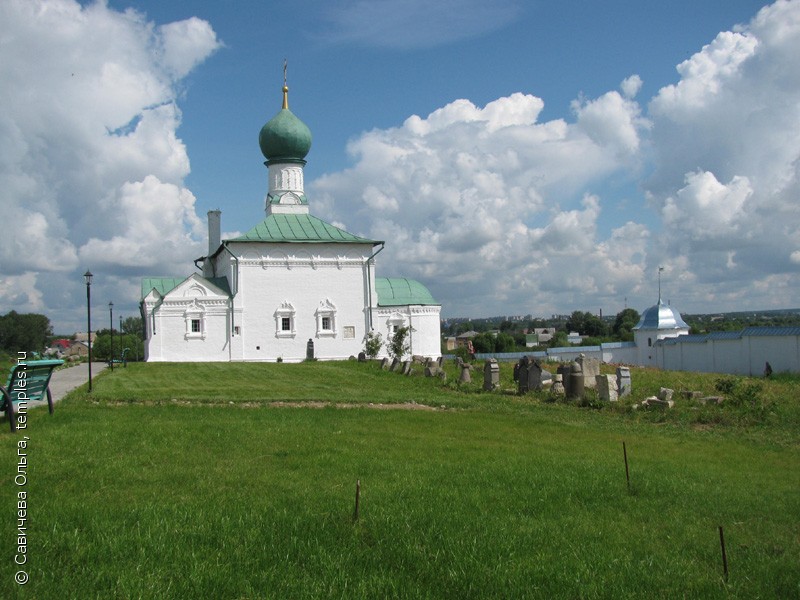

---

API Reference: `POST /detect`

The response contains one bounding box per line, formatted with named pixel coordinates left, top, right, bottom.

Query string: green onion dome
left=258, top=85, right=312, bottom=165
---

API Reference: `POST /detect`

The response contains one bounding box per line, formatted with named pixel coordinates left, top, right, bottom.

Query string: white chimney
left=208, top=210, right=221, bottom=256
left=204, top=210, right=221, bottom=278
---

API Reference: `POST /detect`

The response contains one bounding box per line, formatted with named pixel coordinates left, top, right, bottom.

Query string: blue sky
left=1, top=0, right=798, bottom=333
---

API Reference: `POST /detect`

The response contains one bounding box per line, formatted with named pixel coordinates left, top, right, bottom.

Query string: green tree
left=548, top=331, right=569, bottom=348
left=92, top=332, right=144, bottom=362
left=494, top=332, right=516, bottom=352
left=565, top=311, right=586, bottom=334
left=612, top=308, right=640, bottom=341
left=471, top=332, right=494, bottom=353
left=566, top=311, right=607, bottom=337
left=0, top=311, right=53, bottom=353
left=121, top=316, right=144, bottom=338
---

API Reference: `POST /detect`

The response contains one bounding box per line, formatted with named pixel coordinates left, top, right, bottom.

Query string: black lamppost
left=109, top=301, right=114, bottom=371
left=84, top=271, right=93, bottom=392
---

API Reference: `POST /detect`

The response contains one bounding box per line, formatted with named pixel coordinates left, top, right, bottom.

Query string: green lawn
left=1, top=361, right=798, bottom=599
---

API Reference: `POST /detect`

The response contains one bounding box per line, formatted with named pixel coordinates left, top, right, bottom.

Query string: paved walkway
left=28, top=362, right=109, bottom=409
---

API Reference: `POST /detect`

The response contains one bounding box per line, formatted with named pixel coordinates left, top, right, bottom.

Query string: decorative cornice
left=239, top=256, right=366, bottom=270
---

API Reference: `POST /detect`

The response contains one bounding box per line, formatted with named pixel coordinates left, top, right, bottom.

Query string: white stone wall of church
left=145, top=304, right=230, bottom=362
left=232, top=242, right=377, bottom=361
left=372, top=306, right=442, bottom=360
left=407, top=309, right=442, bottom=358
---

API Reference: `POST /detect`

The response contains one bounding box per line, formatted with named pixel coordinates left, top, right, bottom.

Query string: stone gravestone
left=596, top=375, right=618, bottom=402
left=483, top=359, right=500, bottom=391
left=576, top=354, right=600, bottom=389
left=459, top=364, right=472, bottom=384
left=557, top=364, right=571, bottom=396
left=616, top=367, right=631, bottom=398
left=390, top=357, right=400, bottom=372
left=437, top=356, right=444, bottom=368
left=512, top=362, right=520, bottom=382
left=517, top=356, right=531, bottom=394
left=402, top=361, right=411, bottom=375
left=380, top=357, right=389, bottom=370
left=425, top=365, right=447, bottom=378
left=527, top=359, right=552, bottom=392
left=551, top=373, right=565, bottom=395
left=357, top=351, right=366, bottom=362
left=568, top=360, right=584, bottom=400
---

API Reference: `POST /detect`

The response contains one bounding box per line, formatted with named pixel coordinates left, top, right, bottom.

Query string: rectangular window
left=281, top=317, right=291, bottom=331
left=321, top=316, right=331, bottom=331
left=191, top=319, right=201, bottom=333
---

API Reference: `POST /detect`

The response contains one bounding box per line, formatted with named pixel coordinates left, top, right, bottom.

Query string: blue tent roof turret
left=633, top=299, right=689, bottom=331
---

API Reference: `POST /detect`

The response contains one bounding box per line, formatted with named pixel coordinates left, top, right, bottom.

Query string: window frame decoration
left=184, top=304, right=206, bottom=340
left=315, top=298, right=337, bottom=338
left=274, top=301, right=297, bottom=338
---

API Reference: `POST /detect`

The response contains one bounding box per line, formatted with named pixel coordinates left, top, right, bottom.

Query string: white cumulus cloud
left=0, top=0, right=220, bottom=329
left=647, top=0, right=800, bottom=308
left=312, top=90, right=650, bottom=317
left=312, top=0, right=800, bottom=317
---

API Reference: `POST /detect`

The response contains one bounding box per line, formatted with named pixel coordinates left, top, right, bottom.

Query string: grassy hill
left=1, top=360, right=798, bottom=598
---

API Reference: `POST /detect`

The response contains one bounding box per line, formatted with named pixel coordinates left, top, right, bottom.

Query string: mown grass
left=0, top=361, right=798, bottom=599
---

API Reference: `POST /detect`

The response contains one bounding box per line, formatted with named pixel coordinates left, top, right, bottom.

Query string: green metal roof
left=376, top=277, right=439, bottom=306
left=141, top=276, right=231, bottom=299
left=230, top=213, right=379, bottom=244
left=141, top=277, right=183, bottom=298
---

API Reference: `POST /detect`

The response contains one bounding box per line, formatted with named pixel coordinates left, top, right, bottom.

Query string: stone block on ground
left=596, top=374, right=618, bottom=402
left=641, top=397, right=674, bottom=409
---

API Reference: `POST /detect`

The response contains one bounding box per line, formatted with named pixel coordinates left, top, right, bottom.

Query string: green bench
left=1, top=359, right=63, bottom=432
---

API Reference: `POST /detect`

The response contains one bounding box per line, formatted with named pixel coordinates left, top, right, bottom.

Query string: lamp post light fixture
left=84, top=270, right=93, bottom=392
left=109, top=301, right=114, bottom=371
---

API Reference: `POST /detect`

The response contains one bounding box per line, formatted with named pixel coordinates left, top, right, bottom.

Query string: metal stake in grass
left=353, top=479, right=361, bottom=521
left=622, top=441, right=631, bottom=492
left=719, top=525, right=729, bottom=582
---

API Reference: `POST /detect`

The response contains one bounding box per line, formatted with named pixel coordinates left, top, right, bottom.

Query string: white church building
left=141, top=83, right=441, bottom=362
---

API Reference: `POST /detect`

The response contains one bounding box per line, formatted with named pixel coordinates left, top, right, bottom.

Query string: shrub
left=386, top=326, right=411, bottom=360
left=363, top=330, right=383, bottom=359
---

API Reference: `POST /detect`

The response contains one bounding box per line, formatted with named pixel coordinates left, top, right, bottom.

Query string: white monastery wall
left=655, top=332, right=800, bottom=375
left=709, top=339, right=744, bottom=374
left=599, top=345, right=638, bottom=365
left=746, top=335, right=799, bottom=375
